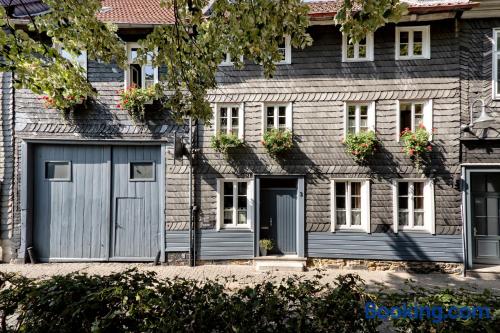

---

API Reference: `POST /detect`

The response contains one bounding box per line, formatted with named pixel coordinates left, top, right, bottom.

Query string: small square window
left=129, top=162, right=155, bottom=181
left=395, top=26, right=430, bottom=60
left=342, top=33, right=374, bottom=62
left=45, top=161, right=71, bottom=181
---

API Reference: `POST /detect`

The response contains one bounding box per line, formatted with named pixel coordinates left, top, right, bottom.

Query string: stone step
left=254, top=256, right=307, bottom=272
left=466, top=265, right=500, bottom=280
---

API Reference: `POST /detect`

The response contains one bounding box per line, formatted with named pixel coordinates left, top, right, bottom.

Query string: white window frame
left=492, top=29, right=500, bottom=100
left=343, top=102, right=376, bottom=137
left=213, top=103, right=245, bottom=139
left=342, top=32, right=374, bottom=62
left=396, top=100, right=433, bottom=141
left=216, top=179, right=254, bottom=230
left=276, top=35, right=292, bottom=65
left=395, top=26, right=431, bottom=60
left=261, top=103, right=293, bottom=135
left=331, top=179, right=371, bottom=233
left=392, top=179, right=435, bottom=234
left=56, top=45, right=87, bottom=76
left=124, top=42, right=159, bottom=89
left=220, top=54, right=244, bottom=66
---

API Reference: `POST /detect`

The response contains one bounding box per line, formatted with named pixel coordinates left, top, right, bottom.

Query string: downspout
left=461, top=166, right=468, bottom=277
left=188, top=117, right=193, bottom=267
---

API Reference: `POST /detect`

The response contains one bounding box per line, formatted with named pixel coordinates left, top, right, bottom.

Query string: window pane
left=267, top=106, right=275, bottom=130
left=413, top=43, right=423, bottom=56
left=400, top=43, right=409, bottom=56
left=351, top=196, right=361, bottom=209
left=279, top=106, right=286, bottom=117
left=336, top=197, right=346, bottom=209
left=130, top=64, right=142, bottom=87
left=144, top=65, right=155, bottom=88
left=351, top=182, right=361, bottom=196
left=414, top=182, right=424, bottom=196
left=398, top=197, right=408, bottom=210
left=358, top=45, right=366, bottom=58
left=130, top=162, right=154, bottom=180
left=398, top=182, right=409, bottom=196
left=224, top=182, right=233, bottom=195
left=347, top=44, right=355, bottom=58
left=224, top=209, right=233, bottom=224
left=351, top=211, right=361, bottom=225
left=413, top=31, right=422, bottom=43
left=400, top=31, right=409, bottom=56
left=497, top=58, right=500, bottom=94
left=359, top=106, right=368, bottom=130
left=399, top=212, right=409, bottom=226
left=336, top=182, right=346, bottom=196
left=223, top=196, right=233, bottom=209
left=278, top=116, right=286, bottom=129
left=414, top=212, right=424, bottom=226
left=45, top=161, right=71, bottom=180
left=238, top=196, right=247, bottom=210
left=336, top=210, right=347, bottom=225
left=130, top=48, right=139, bottom=62
left=414, top=103, right=423, bottom=127
left=414, top=197, right=424, bottom=210
left=238, top=182, right=247, bottom=196
left=237, top=210, right=247, bottom=224
left=400, top=103, right=412, bottom=132
left=348, top=105, right=356, bottom=133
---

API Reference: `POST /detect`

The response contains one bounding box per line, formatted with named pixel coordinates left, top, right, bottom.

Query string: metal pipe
left=188, top=117, right=193, bottom=267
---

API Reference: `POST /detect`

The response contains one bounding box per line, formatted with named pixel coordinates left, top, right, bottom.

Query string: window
left=220, top=53, right=233, bottom=66
left=395, top=26, right=430, bottom=60
left=342, top=33, right=374, bottom=62
left=392, top=179, right=435, bottom=234
left=57, top=46, right=87, bottom=75
left=276, top=36, right=292, bottom=64
left=129, top=161, right=155, bottom=181
left=331, top=179, right=371, bottom=232
left=493, top=29, right=500, bottom=99
left=45, top=161, right=71, bottom=181
left=397, top=100, right=433, bottom=140
left=344, top=102, right=376, bottom=136
left=125, top=43, right=158, bottom=88
left=263, top=103, right=292, bottom=133
left=214, top=103, right=244, bottom=138
left=217, top=179, right=254, bottom=229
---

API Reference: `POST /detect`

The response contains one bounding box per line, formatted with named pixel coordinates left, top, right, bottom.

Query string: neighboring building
left=0, top=0, right=499, bottom=272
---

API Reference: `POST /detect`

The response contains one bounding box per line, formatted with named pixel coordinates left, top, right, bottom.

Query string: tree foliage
left=0, top=0, right=405, bottom=121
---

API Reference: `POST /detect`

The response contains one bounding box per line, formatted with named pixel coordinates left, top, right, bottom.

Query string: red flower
left=409, top=149, right=415, bottom=156
left=426, top=145, right=432, bottom=152
left=260, top=140, right=265, bottom=145
left=117, top=104, right=122, bottom=109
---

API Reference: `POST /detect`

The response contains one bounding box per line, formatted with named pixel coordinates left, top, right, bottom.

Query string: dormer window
left=125, top=42, right=158, bottom=88
left=342, top=33, right=374, bottom=62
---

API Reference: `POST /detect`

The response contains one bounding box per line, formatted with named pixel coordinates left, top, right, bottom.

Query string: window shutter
left=368, top=101, right=376, bottom=131
left=392, top=180, right=399, bottom=233
left=238, top=103, right=245, bottom=139
left=424, top=179, right=436, bottom=235
left=216, top=180, right=222, bottom=231
left=424, top=100, right=433, bottom=140
left=361, top=180, right=371, bottom=233
left=331, top=180, right=336, bottom=232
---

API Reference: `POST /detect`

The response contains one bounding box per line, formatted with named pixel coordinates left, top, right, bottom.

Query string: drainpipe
left=460, top=166, right=467, bottom=277
left=188, top=117, right=193, bottom=267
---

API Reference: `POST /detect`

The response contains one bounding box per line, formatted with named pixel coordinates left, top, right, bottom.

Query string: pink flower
left=117, top=104, right=122, bottom=109
left=418, top=123, right=425, bottom=129
left=426, top=145, right=432, bottom=152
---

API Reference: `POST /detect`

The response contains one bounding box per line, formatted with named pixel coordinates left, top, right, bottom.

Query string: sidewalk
left=1, top=263, right=499, bottom=292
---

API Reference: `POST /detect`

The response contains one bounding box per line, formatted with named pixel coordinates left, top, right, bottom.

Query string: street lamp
left=461, top=99, right=495, bottom=132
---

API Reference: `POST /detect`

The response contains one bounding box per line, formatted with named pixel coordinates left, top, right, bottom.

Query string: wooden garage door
left=33, top=144, right=162, bottom=262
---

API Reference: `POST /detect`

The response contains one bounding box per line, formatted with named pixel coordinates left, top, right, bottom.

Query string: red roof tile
left=96, top=0, right=175, bottom=25
left=93, top=0, right=479, bottom=25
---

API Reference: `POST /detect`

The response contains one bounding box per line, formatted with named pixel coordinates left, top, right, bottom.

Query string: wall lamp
left=461, top=99, right=495, bottom=132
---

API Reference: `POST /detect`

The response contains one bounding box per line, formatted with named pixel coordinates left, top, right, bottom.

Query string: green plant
left=343, top=130, right=379, bottom=163
left=117, top=84, right=162, bottom=123
left=261, top=129, right=293, bottom=157
left=210, top=132, right=244, bottom=156
left=259, top=239, right=273, bottom=251
left=400, top=124, right=432, bottom=170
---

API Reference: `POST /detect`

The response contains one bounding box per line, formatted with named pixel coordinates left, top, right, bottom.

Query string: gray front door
left=33, top=144, right=162, bottom=262
left=471, top=173, right=500, bottom=264
left=261, top=188, right=297, bottom=255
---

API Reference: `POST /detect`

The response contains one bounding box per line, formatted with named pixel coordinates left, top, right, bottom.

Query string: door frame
left=254, top=175, right=305, bottom=258
left=19, top=139, right=168, bottom=263
left=463, top=165, right=500, bottom=268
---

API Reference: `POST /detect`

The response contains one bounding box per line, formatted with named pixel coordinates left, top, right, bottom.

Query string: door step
left=467, top=265, right=500, bottom=280
left=254, top=256, right=307, bottom=272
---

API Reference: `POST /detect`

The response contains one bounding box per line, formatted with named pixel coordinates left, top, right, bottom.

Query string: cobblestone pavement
left=1, top=263, right=499, bottom=292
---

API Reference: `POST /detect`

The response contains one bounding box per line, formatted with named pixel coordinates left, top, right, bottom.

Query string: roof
left=308, top=0, right=479, bottom=19
left=1, top=0, right=480, bottom=25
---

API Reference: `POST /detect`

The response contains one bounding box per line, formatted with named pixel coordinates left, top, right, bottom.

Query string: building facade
left=1, top=0, right=499, bottom=272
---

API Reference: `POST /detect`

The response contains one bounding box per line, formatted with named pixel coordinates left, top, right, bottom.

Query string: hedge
left=0, top=270, right=498, bottom=332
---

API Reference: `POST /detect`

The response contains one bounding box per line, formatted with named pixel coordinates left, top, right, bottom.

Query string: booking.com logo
left=365, top=302, right=492, bottom=323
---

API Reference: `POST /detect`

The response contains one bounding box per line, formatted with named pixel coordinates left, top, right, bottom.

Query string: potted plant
left=259, top=239, right=273, bottom=256
left=261, top=129, right=293, bottom=157
left=400, top=124, right=433, bottom=171
left=210, top=132, right=245, bottom=157
left=342, top=130, right=378, bottom=164
left=117, top=83, right=162, bottom=123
